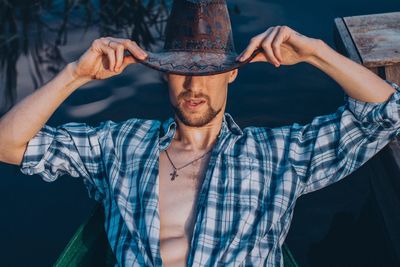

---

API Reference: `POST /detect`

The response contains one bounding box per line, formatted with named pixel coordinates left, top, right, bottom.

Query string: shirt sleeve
left=19, top=120, right=116, bottom=202
left=287, top=79, right=400, bottom=195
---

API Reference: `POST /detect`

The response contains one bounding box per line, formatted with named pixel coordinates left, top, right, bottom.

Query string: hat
left=134, top=0, right=261, bottom=76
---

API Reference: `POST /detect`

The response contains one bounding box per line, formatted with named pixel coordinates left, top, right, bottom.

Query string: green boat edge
left=54, top=203, right=299, bottom=267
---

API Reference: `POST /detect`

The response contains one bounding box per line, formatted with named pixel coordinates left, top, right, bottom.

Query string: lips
left=184, top=98, right=206, bottom=108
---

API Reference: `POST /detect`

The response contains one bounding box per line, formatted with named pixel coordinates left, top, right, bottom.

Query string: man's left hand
left=236, top=25, right=322, bottom=67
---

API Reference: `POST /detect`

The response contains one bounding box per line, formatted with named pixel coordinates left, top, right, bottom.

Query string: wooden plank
left=385, top=64, right=400, bottom=85
left=368, top=66, right=379, bottom=76
left=333, top=17, right=362, bottom=63
left=343, top=12, right=400, bottom=68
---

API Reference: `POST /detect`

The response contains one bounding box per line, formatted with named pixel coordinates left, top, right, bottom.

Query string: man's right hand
left=71, top=37, right=148, bottom=81
left=0, top=37, right=148, bottom=165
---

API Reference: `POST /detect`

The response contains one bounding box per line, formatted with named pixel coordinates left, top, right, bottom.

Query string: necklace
left=164, top=149, right=212, bottom=181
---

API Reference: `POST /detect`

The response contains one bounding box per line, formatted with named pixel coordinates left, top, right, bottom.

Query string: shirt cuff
left=19, top=125, right=57, bottom=179
left=344, top=79, right=400, bottom=134
left=19, top=124, right=81, bottom=181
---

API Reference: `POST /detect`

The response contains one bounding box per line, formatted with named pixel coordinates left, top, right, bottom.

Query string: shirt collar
left=159, top=112, right=243, bottom=151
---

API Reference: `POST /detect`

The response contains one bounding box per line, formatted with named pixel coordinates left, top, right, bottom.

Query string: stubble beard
left=171, top=100, right=222, bottom=127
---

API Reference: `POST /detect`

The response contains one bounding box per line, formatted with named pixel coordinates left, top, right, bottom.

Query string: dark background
left=0, top=0, right=399, bottom=266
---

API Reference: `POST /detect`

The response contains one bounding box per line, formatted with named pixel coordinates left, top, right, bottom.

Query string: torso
left=158, top=147, right=211, bottom=266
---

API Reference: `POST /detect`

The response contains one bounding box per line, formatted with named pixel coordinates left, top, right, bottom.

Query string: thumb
left=119, top=55, right=140, bottom=70
left=249, top=52, right=269, bottom=63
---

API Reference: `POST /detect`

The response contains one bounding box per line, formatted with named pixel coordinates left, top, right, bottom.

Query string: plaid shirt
left=20, top=80, right=400, bottom=266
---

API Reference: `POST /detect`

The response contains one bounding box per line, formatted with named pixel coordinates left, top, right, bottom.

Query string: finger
left=248, top=52, right=267, bottom=63
left=236, top=34, right=263, bottom=61
left=108, top=41, right=125, bottom=71
left=117, top=55, right=138, bottom=72
left=98, top=41, right=116, bottom=71
left=237, top=37, right=261, bottom=62
left=261, top=27, right=280, bottom=66
left=102, top=38, right=125, bottom=71
left=108, top=55, right=138, bottom=75
left=108, top=37, right=148, bottom=56
left=108, top=38, right=148, bottom=60
left=237, top=28, right=273, bottom=62
left=103, top=37, right=147, bottom=63
left=237, top=38, right=261, bottom=62
left=271, top=26, right=290, bottom=63
left=128, top=41, right=148, bottom=60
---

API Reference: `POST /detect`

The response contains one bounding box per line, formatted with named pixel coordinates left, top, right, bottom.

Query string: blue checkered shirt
left=20, top=80, right=400, bottom=266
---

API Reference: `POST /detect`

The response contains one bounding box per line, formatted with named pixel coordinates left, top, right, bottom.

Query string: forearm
left=306, top=40, right=396, bottom=102
left=0, top=61, right=91, bottom=164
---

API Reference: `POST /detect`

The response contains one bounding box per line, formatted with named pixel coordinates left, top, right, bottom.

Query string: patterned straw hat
left=134, top=0, right=262, bottom=76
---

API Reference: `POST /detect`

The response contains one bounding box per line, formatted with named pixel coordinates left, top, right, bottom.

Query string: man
left=0, top=0, right=399, bottom=266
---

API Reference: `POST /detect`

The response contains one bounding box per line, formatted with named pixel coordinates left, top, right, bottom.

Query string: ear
left=228, top=69, right=238, bottom=84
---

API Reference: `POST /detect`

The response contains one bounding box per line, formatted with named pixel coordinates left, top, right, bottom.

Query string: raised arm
left=0, top=62, right=89, bottom=165
left=0, top=37, right=147, bottom=165
left=238, top=25, right=400, bottom=195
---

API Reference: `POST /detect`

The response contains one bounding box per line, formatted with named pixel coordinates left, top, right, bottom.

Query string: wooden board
left=343, top=12, right=400, bottom=68
left=333, top=18, right=362, bottom=64
left=385, top=64, right=400, bottom=85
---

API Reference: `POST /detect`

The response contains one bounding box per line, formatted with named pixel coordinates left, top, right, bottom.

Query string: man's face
left=164, top=69, right=238, bottom=127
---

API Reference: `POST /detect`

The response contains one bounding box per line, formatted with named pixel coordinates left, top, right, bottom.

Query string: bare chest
left=158, top=151, right=210, bottom=266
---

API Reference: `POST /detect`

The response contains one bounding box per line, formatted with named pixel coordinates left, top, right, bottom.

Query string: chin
left=180, top=112, right=211, bottom=127
left=173, top=104, right=222, bottom=128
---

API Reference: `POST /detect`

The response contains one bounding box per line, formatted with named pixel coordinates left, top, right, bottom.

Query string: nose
left=183, top=75, right=205, bottom=93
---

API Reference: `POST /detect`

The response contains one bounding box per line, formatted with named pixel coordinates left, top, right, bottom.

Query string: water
left=0, top=0, right=399, bottom=266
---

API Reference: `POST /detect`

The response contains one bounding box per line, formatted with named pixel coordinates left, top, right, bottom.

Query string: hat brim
left=128, top=48, right=262, bottom=76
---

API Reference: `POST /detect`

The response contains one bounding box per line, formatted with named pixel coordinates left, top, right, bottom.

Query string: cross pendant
left=170, top=169, right=179, bottom=181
